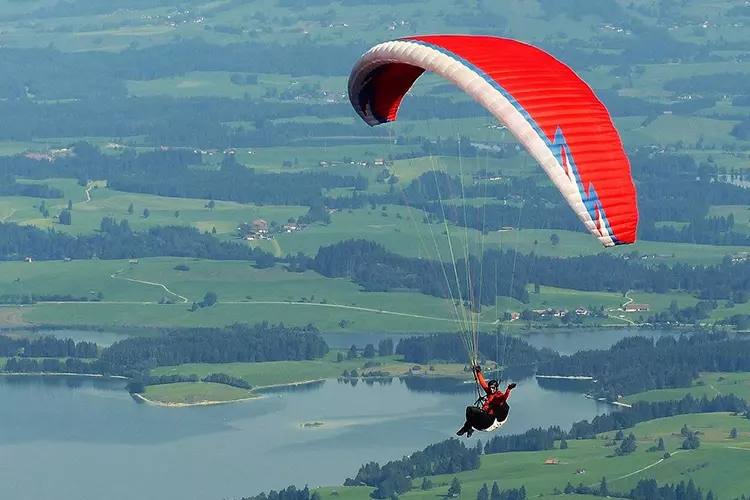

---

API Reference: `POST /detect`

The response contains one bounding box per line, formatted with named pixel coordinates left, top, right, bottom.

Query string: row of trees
left=559, top=477, right=716, bottom=500
left=129, top=372, right=252, bottom=392
left=0, top=334, right=97, bottom=358
left=101, top=322, right=328, bottom=375
left=0, top=293, right=94, bottom=304
left=0, top=217, right=274, bottom=262
left=0, top=175, right=63, bottom=198
left=1, top=323, right=329, bottom=379
left=344, top=439, right=481, bottom=498
left=4, top=357, right=98, bottom=374
left=308, top=238, right=750, bottom=307
left=395, top=333, right=553, bottom=365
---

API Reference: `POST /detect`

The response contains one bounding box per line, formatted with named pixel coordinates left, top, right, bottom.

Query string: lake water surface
left=0, top=328, right=677, bottom=500
left=0, top=374, right=608, bottom=500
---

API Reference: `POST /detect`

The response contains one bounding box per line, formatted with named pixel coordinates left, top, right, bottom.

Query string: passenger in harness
left=456, top=365, right=516, bottom=437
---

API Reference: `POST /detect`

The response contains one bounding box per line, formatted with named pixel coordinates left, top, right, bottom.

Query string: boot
left=456, top=422, right=472, bottom=436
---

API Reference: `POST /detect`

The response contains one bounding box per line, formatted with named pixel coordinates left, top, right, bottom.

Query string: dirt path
left=588, top=449, right=690, bottom=488
left=612, top=450, right=688, bottom=482
left=606, top=290, right=637, bottom=326
left=220, top=299, right=497, bottom=325
left=110, top=271, right=190, bottom=303
left=0, top=208, right=16, bottom=222
left=621, top=290, right=634, bottom=310
left=31, top=296, right=492, bottom=326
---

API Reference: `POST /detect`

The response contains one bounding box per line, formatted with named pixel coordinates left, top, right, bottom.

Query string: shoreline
left=135, top=378, right=327, bottom=408
left=535, top=374, right=595, bottom=380
left=132, top=392, right=261, bottom=408
left=0, top=371, right=129, bottom=379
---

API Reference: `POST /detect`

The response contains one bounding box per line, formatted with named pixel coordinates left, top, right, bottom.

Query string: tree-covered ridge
left=396, top=333, right=553, bottom=365
left=100, top=323, right=328, bottom=375
left=0, top=218, right=272, bottom=262
left=537, top=334, right=750, bottom=398
left=0, top=144, right=367, bottom=205
left=309, top=239, right=750, bottom=305
left=1, top=323, right=328, bottom=377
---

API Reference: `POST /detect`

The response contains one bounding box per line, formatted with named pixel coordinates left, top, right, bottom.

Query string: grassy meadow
left=313, top=412, right=750, bottom=500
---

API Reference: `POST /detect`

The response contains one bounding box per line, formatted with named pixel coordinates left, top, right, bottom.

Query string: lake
left=0, top=373, right=608, bottom=500
left=0, top=327, right=678, bottom=500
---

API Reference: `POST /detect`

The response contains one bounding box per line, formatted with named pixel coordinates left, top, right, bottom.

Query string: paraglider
left=456, top=366, right=516, bottom=437
left=348, top=35, right=639, bottom=433
left=348, top=34, right=638, bottom=246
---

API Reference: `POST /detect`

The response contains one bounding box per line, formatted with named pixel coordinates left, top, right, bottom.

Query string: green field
left=142, top=381, right=254, bottom=405
left=313, top=412, right=750, bottom=500
left=1, top=179, right=307, bottom=241
left=151, top=351, right=468, bottom=391
left=2, top=257, right=501, bottom=331
left=627, top=372, right=750, bottom=403
left=276, top=207, right=746, bottom=265
left=2, top=255, right=708, bottom=330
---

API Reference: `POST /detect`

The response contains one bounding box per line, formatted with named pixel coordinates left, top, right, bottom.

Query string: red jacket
left=476, top=369, right=513, bottom=416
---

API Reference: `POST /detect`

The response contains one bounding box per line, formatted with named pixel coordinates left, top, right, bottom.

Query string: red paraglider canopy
left=349, top=35, right=638, bottom=247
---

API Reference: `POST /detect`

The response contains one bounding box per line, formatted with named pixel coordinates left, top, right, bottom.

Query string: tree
left=421, top=478, right=433, bottom=491
left=682, top=432, right=700, bottom=449
left=615, top=430, right=624, bottom=440
left=207, top=199, right=216, bottom=210
left=143, top=208, right=150, bottom=218
left=128, top=203, right=134, bottom=215
left=550, top=233, right=560, bottom=246
left=490, top=482, right=501, bottom=500
left=174, top=210, right=180, bottom=218
left=598, top=477, right=608, bottom=496
left=657, top=437, right=665, bottom=451
left=336, top=352, right=344, bottom=362
left=378, top=338, right=394, bottom=356
left=559, top=438, right=568, bottom=450
left=347, top=345, right=358, bottom=359
left=616, top=433, right=637, bottom=455
left=201, top=291, right=218, bottom=308
left=730, top=427, right=738, bottom=439
left=59, top=209, right=72, bottom=225
left=477, top=483, right=489, bottom=500
left=448, top=477, right=461, bottom=497
left=254, top=251, right=276, bottom=269
left=363, top=344, right=376, bottom=358
left=67, top=199, right=73, bottom=211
